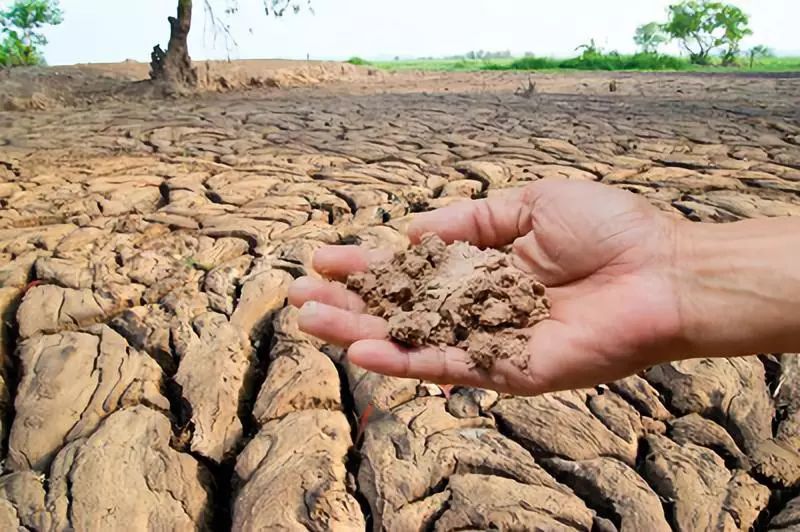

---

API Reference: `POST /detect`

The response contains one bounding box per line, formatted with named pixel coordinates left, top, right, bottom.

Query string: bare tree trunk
left=150, top=0, right=198, bottom=87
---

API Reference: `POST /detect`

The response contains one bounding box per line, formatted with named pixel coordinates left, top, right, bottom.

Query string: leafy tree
left=746, top=44, right=773, bottom=68
left=662, top=0, right=751, bottom=65
left=0, top=0, right=62, bottom=67
left=634, top=22, right=668, bottom=53
left=151, top=0, right=311, bottom=87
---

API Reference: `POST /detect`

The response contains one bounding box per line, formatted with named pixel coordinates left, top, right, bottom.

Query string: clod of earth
left=347, top=234, right=550, bottom=370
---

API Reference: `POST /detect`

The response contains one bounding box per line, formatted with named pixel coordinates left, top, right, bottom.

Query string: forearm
left=675, top=216, right=800, bottom=358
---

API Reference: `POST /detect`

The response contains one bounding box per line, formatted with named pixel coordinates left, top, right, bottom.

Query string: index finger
left=348, top=339, right=493, bottom=388
left=407, top=183, right=541, bottom=248
left=313, top=245, right=393, bottom=281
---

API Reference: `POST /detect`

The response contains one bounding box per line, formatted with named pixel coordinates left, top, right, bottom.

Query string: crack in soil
left=0, top=288, right=22, bottom=460
left=334, top=358, right=374, bottom=530
left=192, top=453, right=233, bottom=532
left=753, top=485, right=800, bottom=532
left=238, top=309, right=277, bottom=440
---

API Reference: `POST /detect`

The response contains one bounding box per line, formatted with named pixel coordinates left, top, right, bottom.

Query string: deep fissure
left=333, top=356, right=374, bottom=531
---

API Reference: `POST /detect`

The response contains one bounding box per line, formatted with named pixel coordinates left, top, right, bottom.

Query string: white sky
left=24, top=0, right=800, bottom=65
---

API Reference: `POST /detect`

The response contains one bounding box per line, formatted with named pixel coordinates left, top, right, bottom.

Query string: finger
left=313, top=246, right=393, bottom=281
left=348, top=339, right=492, bottom=388
left=288, top=276, right=365, bottom=312
left=407, top=183, right=543, bottom=247
left=298, top=301, right=388, bottom=347
left=510, top=231, right=573, bottom=287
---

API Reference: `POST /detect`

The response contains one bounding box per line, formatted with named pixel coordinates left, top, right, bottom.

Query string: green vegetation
left=560, top=52, right=686, bottom=71
left=493, top=56, right=560, bottom=70
left=659, top=0, right=751, bottom=65
left=346, top=56, right=370, bottom=66
left=746, top=45, right=772, bottom=69
left=366, top=1, right=796, bottom=74
left=371, top=58, right=512, bottom=71
left=481, top=50, right=687, bottom=72
left=747, top=55, right=800, bottom=71
left=0, top=0, right=62, bottom=66
left=369, top=55, right=799, bottom=73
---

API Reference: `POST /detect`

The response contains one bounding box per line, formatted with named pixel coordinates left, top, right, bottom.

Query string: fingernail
left=299, top=301, right=318, bottom=318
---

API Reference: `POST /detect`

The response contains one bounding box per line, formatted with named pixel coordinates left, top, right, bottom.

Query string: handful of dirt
left=346, top=234, right=550, bottom=370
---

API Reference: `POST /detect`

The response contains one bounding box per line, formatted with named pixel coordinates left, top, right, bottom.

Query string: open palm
left=289, top=178, right=684, bottom=395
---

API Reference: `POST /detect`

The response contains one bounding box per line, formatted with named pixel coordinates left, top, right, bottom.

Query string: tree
left=746, top=44, right=773, bottom=69
left=0, top=0, right=62, bottom=67
left=150, top=0, right=311, bottom=88
left=634, top=22, right=668, bottom=53
left=662, top=1, right=751, bottom=65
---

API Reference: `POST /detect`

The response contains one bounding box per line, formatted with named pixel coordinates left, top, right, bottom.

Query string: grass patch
left=741, top=56, right=800, bottom=71
left=496, top=56, right=562, bottom=70
left=370, top=58, right=513, bottom=71
left=365, top=54, right=800, bottom=73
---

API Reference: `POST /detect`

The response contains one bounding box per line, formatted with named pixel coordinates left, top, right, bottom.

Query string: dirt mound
left=347, top=234, right=549, bottom=369
left=196, top=59, right=380, bottom=91
left=0, top=60, right=381, bottom=110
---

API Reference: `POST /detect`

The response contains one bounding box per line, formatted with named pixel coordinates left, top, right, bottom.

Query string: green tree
left=0, top=0, right=63, bottom=67
left=151, top=0, right=311, bottom=87
left=634, top=22, right=668, bottom=53
left=662, top=1, right=751, bottom=65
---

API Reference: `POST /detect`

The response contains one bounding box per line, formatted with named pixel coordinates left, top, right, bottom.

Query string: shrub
left=510, top=56, right=560, bottom=70
left=560, top=52, right=687, bottom=71
left=346, top=56, right=370, bottom=66
left=499, top=56, right=560, bottom=70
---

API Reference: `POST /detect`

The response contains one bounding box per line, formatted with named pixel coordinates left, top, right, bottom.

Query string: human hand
left=289, top=178, right=685, bottom=395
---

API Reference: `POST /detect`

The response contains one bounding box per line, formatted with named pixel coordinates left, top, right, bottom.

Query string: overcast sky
left=25, top=0, right=799, bottom=65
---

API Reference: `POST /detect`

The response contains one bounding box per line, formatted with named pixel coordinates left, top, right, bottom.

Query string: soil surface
left=0, top=61, right=799, bottom=531
left=348, top=234, right=549, bottom=369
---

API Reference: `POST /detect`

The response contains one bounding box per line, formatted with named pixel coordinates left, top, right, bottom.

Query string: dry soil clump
left=347, top=234, right=550, bottom=369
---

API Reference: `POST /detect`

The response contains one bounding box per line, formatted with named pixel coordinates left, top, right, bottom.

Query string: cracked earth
left=0, top=63, right=799, bottom=531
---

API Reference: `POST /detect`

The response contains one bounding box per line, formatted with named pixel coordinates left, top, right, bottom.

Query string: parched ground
left=0, top=62, right=799, bottom=531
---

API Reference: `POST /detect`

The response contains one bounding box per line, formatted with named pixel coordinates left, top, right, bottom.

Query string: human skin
left=287, top=178, right=800, bottom=396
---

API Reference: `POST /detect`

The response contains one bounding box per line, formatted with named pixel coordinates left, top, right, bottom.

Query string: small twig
left=355, top=401, right=375, bottom=444
left=202, top=0, right=238, bottom=53
left=515, top=75, right=537, bottom=99
left=22, top=279, right=42, bottom=294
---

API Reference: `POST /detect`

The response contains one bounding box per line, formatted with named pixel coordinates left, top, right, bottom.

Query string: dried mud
left=0, top=63, right=799, bottom=531
left=347, top=233, right=549, bottom=369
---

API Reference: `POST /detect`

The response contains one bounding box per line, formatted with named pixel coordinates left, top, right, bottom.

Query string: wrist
left=671, top=219, right=718, bottom=358
left=672, top=217, right=800, bottom=358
